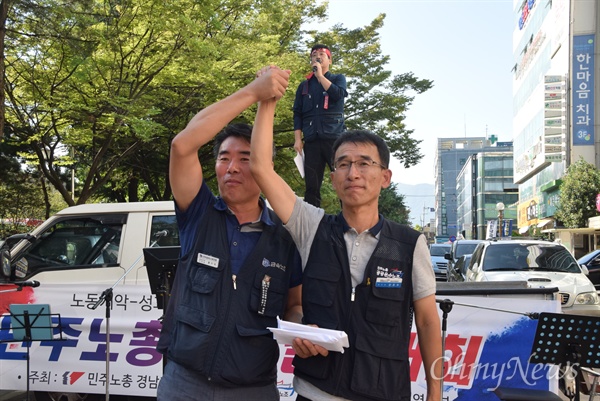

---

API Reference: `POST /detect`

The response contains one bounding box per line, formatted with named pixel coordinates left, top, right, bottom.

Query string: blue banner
left=572, top=35, right=595, bottom=145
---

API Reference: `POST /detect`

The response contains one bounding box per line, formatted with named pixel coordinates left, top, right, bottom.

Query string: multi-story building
left=434, top=137, right=504, bottom=242
left=512, top=0, right=599, bottom=246
left=456, top=144, right=518, bottom=239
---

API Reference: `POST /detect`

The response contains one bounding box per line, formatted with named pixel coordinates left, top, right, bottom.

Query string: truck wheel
left=34, top=392, right=105, bottom=401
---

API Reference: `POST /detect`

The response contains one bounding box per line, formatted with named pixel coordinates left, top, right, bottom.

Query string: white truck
left=0, top=201, right=298, bottom=401
left=0, top=201, right=179, bottom=400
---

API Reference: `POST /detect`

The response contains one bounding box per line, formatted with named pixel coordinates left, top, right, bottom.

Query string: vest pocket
left=170, top=305, right=215, bottom=368
left=350, top=333, right=409, bottom=400
left=292, top=353, right=333, bottom=380
left=303, top=263, right=341, bottom=327
left=366, top=285, right=406, bottom=326
left=301, top=92, right=313, bottom=113
left=249, top=273, right=286, bottom=317
left=303, top=263, right=341, bottom=307
left=190, top=259, right=224, bottom=294
left=321, top=115, right=344, bottom=134
left=220, top=324, right=279, bottom=385
left=175, top=304, right=215, bottom=333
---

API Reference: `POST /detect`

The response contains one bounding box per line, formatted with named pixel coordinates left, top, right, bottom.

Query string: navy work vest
left=298, top=72, right=346, bottom=142
left=166, top=205, right=298, bottom=387
left=293, top=214, right=420, bottom=401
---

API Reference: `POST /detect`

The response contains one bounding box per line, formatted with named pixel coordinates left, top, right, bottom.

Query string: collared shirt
left=176, top=181, right=302, bottom=284
left=285, top=197, right=435, bottom=401
left=339, top=213, right=384, bottom=287
left=214, top=196, right=272, bottom=275
left=285, top=196, right=434, bottom=300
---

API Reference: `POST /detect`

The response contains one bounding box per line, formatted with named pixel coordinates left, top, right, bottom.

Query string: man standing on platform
left=293, top=44, right=348, bottom=207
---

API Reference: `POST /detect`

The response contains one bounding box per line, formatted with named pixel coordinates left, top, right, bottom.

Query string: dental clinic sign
left=572, top=34, right=595, bottom=146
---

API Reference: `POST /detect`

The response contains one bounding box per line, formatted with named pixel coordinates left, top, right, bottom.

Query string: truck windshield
left=24, top=217, right=123, bottom=269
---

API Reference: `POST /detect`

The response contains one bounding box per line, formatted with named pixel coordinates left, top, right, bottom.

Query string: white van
left=0, top=202, right=180, bottom=400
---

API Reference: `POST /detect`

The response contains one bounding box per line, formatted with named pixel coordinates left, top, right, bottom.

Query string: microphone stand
left=435, top=298, right=540, bottom=401
left=91, top=235, right=163, bottom=401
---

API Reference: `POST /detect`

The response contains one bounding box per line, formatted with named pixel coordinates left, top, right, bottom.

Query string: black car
left=444, top=239, right=482, bottom=279
left=577, top=249, right=600, bottom=289
left=446, top=254, right=472, bottom=282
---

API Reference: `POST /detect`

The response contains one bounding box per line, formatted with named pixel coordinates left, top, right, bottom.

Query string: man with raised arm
left=250, top=66, right=442, bottom=401
left=157, top=67, right=302, bottom=401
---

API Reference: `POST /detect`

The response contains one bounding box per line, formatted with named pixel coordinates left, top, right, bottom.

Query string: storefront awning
left=537, top=218, right=554, bottom=228
left=519, top=225, right=530, bottom=234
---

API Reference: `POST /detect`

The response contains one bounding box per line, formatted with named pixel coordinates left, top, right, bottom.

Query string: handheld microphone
left=154, top=230, right=169, bottom=237
left=15, top=280, right=40, bottom=288
left=312, top=57, right=322, bottom=72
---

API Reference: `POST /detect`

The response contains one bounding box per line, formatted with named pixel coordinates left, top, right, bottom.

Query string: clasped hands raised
left=252, top=65, right=291, bottom=102
left=250, top=64, right=329, bottom=360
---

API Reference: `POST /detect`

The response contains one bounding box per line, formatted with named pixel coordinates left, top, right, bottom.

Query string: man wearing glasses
left=251, top=67, right=442, bottom=401
left=293, top=44, right=348, bottom=207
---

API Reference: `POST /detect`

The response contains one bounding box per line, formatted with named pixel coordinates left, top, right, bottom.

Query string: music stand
left=143, top=246, right=179, bottom=312
left=8, top=304, right=54, bottom=401
left=495, top=312, right=600, bottom=401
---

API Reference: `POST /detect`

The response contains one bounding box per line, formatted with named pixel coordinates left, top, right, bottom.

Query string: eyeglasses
left=333, top=159, right=386, bottom=172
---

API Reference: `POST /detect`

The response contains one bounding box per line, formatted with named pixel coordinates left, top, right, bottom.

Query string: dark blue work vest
left=294, top=72, right=347, bottom=142
left=293, top=214, right=419, bottom=401
left=165, top=205, right=298, bottom=387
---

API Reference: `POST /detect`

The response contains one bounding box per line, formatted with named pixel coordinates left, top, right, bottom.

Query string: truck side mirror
left=444, top=253, right=452, bottom=261
left=1, top=249, right=11, bottom=277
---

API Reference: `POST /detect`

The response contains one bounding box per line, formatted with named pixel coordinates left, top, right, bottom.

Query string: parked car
left=447, top=254, right=472, bottom=282
left=465, top=239, right=600, bottom=316
left=444, top=239, right=483, bottom=276
left=577, top=249, right=600, bottom=289
left=429, top=243, right=451, bottom=281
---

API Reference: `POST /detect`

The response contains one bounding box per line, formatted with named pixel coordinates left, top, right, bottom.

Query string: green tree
left=305, top=14, right=432, bottom=167
left=4, top=0, right=325, bottom=206
left=378, top=183, right=410, bottom=225
left=3, top=1, right=428, bottom=220
left=273, top=14, right=432, bottom=212
left=555, top=158, right=600, bottom=228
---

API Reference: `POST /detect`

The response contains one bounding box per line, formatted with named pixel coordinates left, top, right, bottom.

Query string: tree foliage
left=555, top=158, right=600, bottom=228
left=306, top=14, right=432, bottom=167
left=1, top=1, right=430, bottom=219
left=378, top=183, right=410, bottom=225
left=0, top=138, right=67, bottom=237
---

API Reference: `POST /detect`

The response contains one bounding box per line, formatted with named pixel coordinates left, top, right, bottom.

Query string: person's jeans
left=303, top=138, right=336, bottom=207
left=157, top=359, right=279, bottom=401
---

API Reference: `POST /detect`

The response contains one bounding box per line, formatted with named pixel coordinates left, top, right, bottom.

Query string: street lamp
left=496, top=202, right=505, bottom=238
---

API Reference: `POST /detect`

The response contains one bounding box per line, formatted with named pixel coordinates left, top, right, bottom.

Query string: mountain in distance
left=393, top=182, right=435, bottom=227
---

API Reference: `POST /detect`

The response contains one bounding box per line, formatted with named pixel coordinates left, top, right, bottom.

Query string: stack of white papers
left=268, top=317, right=349, bottom=353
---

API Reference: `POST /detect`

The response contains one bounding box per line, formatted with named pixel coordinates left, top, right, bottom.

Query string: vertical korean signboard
left=544, top=75, right=566, bottom=162
left=572, top=34, right=595, bottom=145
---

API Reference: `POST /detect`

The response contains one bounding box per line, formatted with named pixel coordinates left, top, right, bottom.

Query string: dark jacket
left=162, top=204, right=298, bottom=387
left=293, top=71, right=348, bottom=142
left=293, top=214, right=420, bottom=401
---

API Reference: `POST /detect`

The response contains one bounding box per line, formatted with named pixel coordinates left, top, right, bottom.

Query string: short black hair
left=331, top=130, right=390, bottom=168
left=213, top=123, right=276, bottom=160
left=310, top=44, right=331, bottom=59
